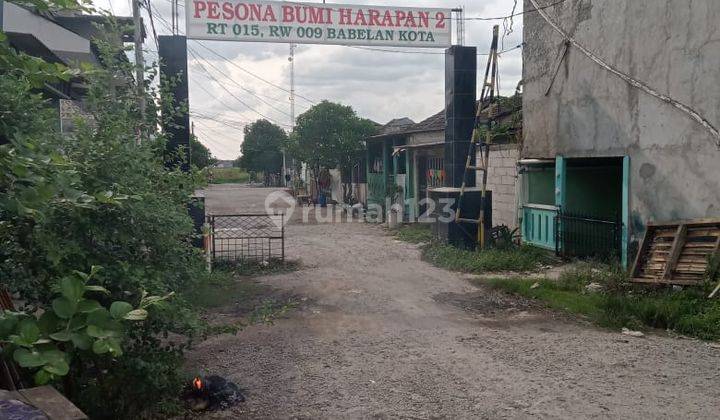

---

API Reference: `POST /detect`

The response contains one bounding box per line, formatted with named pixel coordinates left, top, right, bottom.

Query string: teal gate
left=522, top=204, right=557, bottom=250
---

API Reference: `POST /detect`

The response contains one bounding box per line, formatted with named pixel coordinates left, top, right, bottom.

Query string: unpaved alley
left=188, top=185, right=720, bottom=419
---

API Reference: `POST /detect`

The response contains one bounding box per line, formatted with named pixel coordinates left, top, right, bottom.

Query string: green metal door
left=522, top=204, right=557, bottom=250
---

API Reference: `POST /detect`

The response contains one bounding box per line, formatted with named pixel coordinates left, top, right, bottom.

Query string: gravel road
left=187, top=185, right=720, bottom=419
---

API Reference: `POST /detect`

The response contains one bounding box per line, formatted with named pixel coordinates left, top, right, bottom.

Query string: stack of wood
left=0, top=387, right=87, bottom=419
left=631, top=218, right=720, bottom=287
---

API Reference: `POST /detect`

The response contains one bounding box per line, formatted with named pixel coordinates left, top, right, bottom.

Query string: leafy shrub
left=0, top=19, right=210, bottom=418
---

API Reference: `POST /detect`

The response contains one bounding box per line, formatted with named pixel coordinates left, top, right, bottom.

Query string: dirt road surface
left=188, top=185, right=720, bottom=419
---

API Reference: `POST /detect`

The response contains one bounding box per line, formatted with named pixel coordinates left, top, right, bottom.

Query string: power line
left=465, top=0, right=569, bottom=21
left=346, top=44, right=523, bottom=56
left=154, top=9, right=291, bottom=104
left=192, top=40, right=318, bottom=105
left=188, top=48, right=292, bottom=127
left=154, top=11, right=292, bottom=128
left=142, top=0, right=159, bottom=50
left=188, top=75, right=254, bottom=125
left=191, top=113, right=247, bottom=131
left=200, top=0, right=566, bottom=21
left=501, top=0, right=519, bottom=50
left=188, top=46, right=292, bottom=118
left=527, top=0, right=720, bottom=147
left=191, top=123, right=241, bottom=155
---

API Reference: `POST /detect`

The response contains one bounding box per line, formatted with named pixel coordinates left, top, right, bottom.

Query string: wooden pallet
left=631, top=218, right=720, bottom=285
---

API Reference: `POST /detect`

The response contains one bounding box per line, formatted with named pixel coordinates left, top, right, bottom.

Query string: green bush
left=0, top=22, right=210, bottom=417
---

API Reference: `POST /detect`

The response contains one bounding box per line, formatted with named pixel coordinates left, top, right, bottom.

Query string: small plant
left=0, top=267, right=171, bottom=385
left=251, top=298, right=298, bottom=325
left=492, top=226, right=520, bottom=250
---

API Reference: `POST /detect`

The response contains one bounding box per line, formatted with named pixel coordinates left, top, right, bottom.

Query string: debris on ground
left=183, top=375, right=245, bottom=411
left=621, top=328, right=645, bottom=338
left=530, top=282, right=541, bottom=289
left=585, top=282, right=603, bottom=293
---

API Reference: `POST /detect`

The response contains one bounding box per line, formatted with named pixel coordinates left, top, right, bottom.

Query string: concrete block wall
left=523, top=0, right=720, bottom=245
left=477, top=144, right=519, bottom=229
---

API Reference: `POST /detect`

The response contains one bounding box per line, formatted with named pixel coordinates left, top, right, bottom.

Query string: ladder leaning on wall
left=454, top=25, right=501, bottom=249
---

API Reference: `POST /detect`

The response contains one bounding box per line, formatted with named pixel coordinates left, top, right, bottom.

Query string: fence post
left=281, top=212, right=285, bottom=261
left=203, top=218, right=212, bottom=272
left=210, top=216, right=216, bottom=263
left=555, top=209, right=561, bottom=257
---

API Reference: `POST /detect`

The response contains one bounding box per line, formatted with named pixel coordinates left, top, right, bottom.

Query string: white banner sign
left=186, top=1, right=452, bottom=48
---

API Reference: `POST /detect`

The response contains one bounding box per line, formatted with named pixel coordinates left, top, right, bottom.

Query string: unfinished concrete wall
left=523, top=0, right=720, bottom=235
left=478, top=144, right=519, bottom=229
left=408, top=130, right=443, bottom=146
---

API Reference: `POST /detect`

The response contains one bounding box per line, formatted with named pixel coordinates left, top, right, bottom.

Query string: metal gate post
left=210, top=215, right=216, bottom=261
left=281, top=212, right=285, bottom=261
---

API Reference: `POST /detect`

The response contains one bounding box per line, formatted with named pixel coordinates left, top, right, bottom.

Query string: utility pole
left=132, top=0, right=145, bottom=141
left=289, top=44, right=296, bottom=129
left=284, top=43, right=296, bottom=187
left=452, top=8, right=465, bottom=46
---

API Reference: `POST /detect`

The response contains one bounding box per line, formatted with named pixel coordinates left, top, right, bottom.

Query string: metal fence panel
left=556, top=209, right=621, bottom=261
left=209, top=214, right=284, bottom=262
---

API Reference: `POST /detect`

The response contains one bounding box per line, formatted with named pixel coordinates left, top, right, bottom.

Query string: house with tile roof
left=364, top=97, right=522, bottom=227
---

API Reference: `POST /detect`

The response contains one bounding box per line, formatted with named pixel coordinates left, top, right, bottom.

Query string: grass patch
left=189, top=259, right=301, bottom=309
left=488, top=263, right=720, bottom=341
left=214, top=258, right=301, bottom=276
left=210, top=167, right=250, bottom=184
left=393, top=223, right=434, bottom=244
left=188, top=270, right=263, bottom=309
left=422, top=242, right=553, bottom=273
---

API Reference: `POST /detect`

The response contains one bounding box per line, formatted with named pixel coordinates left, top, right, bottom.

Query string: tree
left=287, top=101, right=376, bottom=201
left=189, top=134, right=217, bottom=169
left=239, top=120, right=286, bottom=184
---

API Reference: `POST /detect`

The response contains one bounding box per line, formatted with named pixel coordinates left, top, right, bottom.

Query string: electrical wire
left=188, top=46, right=293, bottom=118
left=527, top=0, right=720, bottom=147
left=464, top=0, right=568, bottom=20
left=154, top=11, right=291, bottom=130
left=224, top=0, right=567, bottom=21
left=192, top=126, right=241, bottom=152
left=188, top=48, right=292, bottom=127
left=501, top=0, right=519, bottom=50
left=191, top=112, right=248, bottom=131
left=188, top=75, right=255, bottom=124
left=155, top=9, right=298, bottom=103
left=346, top=44, right=523, bottom=56
left=143, top=0, right=160, bottom=50
left=192, top=40, right=318, bottom=105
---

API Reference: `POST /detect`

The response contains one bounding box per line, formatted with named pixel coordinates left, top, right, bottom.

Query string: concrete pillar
left=622, top=156, right=630, bottom=267
left=159, top=35, right=190, bottom=172
left=444, top=45, right=477, bottom=188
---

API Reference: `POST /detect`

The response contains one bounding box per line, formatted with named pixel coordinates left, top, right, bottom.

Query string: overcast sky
left=97, top=1, right=524, bottom=159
